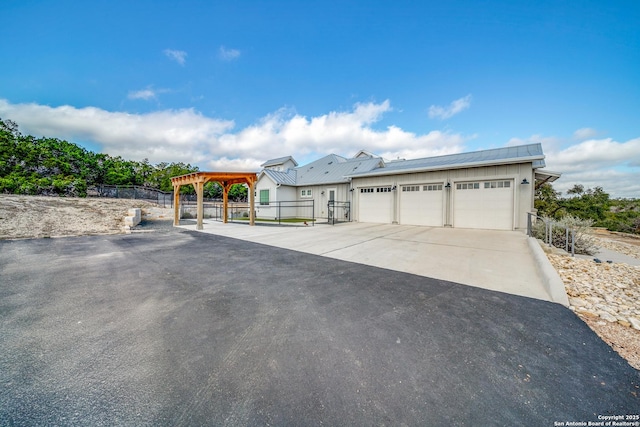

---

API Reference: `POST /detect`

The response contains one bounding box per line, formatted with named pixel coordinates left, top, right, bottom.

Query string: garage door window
left=360, top=186, right=392, bottom=193
left=484, top=180, right=511, bottom=189
left=402, top=185, right=420, bottom=192
left=456, top=182, right=480, bottom=190
left=424, top=184, right=443, bottom=191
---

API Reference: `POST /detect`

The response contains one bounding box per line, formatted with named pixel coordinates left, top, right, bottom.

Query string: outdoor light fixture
left=391, top=185, right=397, bottom=191
left=521, top=178, right=530, bottom=185
left=445, top=182, right=451, bottom=188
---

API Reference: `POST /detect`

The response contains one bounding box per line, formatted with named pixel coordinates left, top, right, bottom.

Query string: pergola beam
left=171, top=171, right=258, bottom=230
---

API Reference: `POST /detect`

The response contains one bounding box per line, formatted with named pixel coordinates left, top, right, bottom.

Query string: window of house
left=300, top=189, right=312, bottom=198
left=360, top=188, right=374, bottom=193
left=402, top=185, right=420, bottom=192
left=259, top=189, right=269, bottom=205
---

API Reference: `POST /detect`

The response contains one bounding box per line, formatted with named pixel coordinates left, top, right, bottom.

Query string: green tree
left=534, top=183, right=563, bottom=218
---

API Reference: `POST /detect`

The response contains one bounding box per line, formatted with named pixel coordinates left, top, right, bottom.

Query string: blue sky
left=1, top=0, right=639, bottom=197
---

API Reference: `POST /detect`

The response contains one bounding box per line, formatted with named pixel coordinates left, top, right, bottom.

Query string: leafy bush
left=532, top=215, right=599, bottom=255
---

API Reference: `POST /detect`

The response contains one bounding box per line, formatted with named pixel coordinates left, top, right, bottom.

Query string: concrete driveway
left=181, top=220, right=567, bottom=304
left=1, top=228, right=637, bottom=426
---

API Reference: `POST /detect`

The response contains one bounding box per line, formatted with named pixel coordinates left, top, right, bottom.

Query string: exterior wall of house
left=254, top=178, right=278, bottom=219
left=254, top=177, right=302, bottom=220
left=351, top=162, right=535, bottom=230
left=298, top=183, right=351, bottom=220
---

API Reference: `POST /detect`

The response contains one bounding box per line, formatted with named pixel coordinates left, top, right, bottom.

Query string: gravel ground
left=546, top=233, right=640, bottom=370
left=2, top=194, right=639, bottom=370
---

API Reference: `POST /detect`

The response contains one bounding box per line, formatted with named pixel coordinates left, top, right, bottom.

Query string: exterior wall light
left=445, top=182, right=451, bottom=188
left=521, top=178, right=530, bottom=185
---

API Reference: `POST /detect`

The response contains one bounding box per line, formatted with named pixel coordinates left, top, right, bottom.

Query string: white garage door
left=358, top=186, right=393, bottom=223
left=399, top=183, right=443, bottom=226
left=453, top=180, right=514, bottom=230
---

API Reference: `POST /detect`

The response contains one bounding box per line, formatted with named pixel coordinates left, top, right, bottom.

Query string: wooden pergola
left=170, top=172, right=258, bottom=230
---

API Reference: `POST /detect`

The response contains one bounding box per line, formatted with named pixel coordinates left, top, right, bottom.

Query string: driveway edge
left=527, top=236, right=570, bottom=306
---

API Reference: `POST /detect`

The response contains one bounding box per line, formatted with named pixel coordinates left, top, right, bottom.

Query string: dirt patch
left=0, top=194, right=157, bottom=239
left=592, top=227, right=640, bottom=248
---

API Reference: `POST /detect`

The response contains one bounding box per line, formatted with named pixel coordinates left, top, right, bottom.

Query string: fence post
left=565, top=227, right=569, bottom=252
left=527, top=213, right=532, bottom=237
left=571, top=229, right=575, bottom=257
left=544, top=220, right=551, bottom=246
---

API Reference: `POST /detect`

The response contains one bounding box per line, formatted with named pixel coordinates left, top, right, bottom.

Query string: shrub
left=532, top=215, right=599, bottom=255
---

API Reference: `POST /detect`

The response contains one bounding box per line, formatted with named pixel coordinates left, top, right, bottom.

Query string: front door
left=327, top=187, right=336, bottom=220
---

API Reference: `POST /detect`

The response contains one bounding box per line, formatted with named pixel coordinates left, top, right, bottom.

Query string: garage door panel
left=453, top=180, right=513, bottom=230
left=359, top=186, right=393, bottom=223
left=400, top=184, right=443, bottom=226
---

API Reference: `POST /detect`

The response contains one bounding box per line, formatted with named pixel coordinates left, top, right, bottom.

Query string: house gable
left=261, top=156, right=298, bottom=172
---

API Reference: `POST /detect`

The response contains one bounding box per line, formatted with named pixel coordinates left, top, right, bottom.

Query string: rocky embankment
left=0, top=195, right=158, bottom=239
left=546, top=236, right=640, bottom=370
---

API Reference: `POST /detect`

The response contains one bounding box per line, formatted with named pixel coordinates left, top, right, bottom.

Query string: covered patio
left=171, top=172, right=258, bottom=230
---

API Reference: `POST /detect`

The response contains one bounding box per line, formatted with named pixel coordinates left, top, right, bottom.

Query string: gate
left=328, top=201, right=350, bottom=225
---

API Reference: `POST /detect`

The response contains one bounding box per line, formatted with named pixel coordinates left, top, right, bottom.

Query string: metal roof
left=261, top=168, right=297, bottom=185
left=260, top=144, right=548, bottom=186
left=347, top=143, right=546, bottom=178
left=260, top=156, right=298, bottom=168
left=535, top=169, right=562, bottom=185
left=295, top=154, right=383, bottom=185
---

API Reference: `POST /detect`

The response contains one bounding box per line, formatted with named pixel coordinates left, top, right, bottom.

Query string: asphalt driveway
left=1, top=227, right=638, bottom=426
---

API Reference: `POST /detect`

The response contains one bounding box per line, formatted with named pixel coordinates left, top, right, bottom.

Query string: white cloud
left=163, top=49, right=187, bottom=65
left=219, top=46, right=241, bottom=61
left=128, top=89, right=156, bottom=100
left=512, top=130, right=640, bottom=198
left=428, top=94, right=472, bottom=120
left=0, top=99, right=467, bottom=172
left=573, top=127, right=598, bottom=140
left=0, top=99, right=233, bottom=165
left=215, top=100, right=465, bottom=167
left=127, top=87, right=170, bottom=101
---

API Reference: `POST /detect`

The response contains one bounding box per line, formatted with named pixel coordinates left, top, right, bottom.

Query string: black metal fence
left=254, top=200, right=316, bottom=226
left=89, top=185, right=174, bottom=208
left=328, top=201, right=350, bottom=225
left=180, top=202, right=249, bottom=222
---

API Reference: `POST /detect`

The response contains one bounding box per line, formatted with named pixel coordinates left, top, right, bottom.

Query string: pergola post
left=192, top=180, right=205, bottom=230
left=249, top=180, right=255, bottom=226
left=173, top=184, right=181, bottom=226
left=222, top=181, right=232, bottom=224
